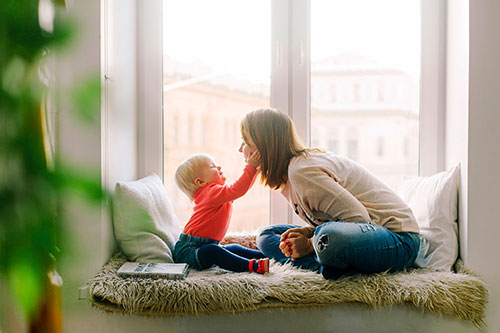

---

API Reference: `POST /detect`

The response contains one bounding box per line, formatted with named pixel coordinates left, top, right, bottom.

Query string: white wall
left=57, top=0, right=139, bottom=270
left=54, top=0, right=107, bottom=330
left=56, top=0, right=104, bottom=275
left=467, top=1, right=500, bottom=331
left=447, top=1, right=500, bottom=331
left=56, top=0, right=139, bottom=330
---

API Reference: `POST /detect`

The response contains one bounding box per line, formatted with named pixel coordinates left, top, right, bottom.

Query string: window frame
left=139, top=0, right=447, bottom=225
left=137, top=0, right=164, bottom=180
left=270, top=0, right=311, bottom=225
left=420, top=0, right=447, bottom=176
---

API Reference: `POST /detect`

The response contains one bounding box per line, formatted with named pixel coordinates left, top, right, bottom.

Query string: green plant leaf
left=71, top=75, right=101, bottom=124
left=8, top=252, right=45, bottom=319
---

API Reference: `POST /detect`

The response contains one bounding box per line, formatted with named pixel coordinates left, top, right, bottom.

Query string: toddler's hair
left=175, top=153, right=212, bottom=200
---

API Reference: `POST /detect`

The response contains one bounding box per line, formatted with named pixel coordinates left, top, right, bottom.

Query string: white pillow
left=112, top=173, right=181, bottom=263
left=398, top=164, right=460, bottom=271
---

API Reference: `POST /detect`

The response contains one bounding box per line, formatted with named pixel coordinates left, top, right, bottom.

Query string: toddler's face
left=198, top=158, right=226, bottom=185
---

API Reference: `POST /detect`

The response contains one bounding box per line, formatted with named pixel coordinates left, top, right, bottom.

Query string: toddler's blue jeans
left=173, top=233, right=265, bottom=272
left=256, top=222, right=420, bottom=279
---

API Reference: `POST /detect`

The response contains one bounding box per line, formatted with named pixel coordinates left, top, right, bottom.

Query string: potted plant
left=0, top=1, right=103, bottom=331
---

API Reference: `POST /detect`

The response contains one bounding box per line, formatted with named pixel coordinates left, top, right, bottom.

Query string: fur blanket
left=88, top=235, right=487, bottom=327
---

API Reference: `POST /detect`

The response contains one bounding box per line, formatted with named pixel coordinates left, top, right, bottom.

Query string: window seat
left=87, top=236, right=487, bottom=328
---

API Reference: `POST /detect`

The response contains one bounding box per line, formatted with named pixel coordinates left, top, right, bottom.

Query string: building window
left=377, top=136, right=384, bottom=157
left=311, top=138, right=320, bottom=148
left=347, top=139, right=359, bottom=161
left=201, top=120, right=207, bottom=148
left=353, top=82, right=361, bottom=102
left=173, top=115, right=178, bottom=145
left=330, top=84, right=337, bottom=103
left=377, top=82, right=385, bottom=102
left=187, top=116, right=193, bottom=146
left=404, top=136, right=409, bottom=157
left=327, top=139, right=339, bottom=153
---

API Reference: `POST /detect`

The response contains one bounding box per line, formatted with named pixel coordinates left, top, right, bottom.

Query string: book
left=117, top=262, right=189, bottom=280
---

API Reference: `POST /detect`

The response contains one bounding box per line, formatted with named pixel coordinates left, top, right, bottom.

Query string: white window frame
left=138, top=0, right=446, bottom=224
left=137, top=0, right=163, bottom=180
left=420, top=0, right=447, bottom=176
left=271, top=0, right=310, bottom=225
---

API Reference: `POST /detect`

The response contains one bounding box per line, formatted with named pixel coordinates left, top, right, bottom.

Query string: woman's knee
left=312, top=223, right=354, bottom=266
left=313, top=223, right=353, bottom=249
left=256, top=224, right=285, bottom=249
left=258, top=224, right=290, bottom=236
left=256, top=231, right=270, bottom=251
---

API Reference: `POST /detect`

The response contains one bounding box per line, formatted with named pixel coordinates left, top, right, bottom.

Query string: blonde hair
left=174, top=153, right=212, bottom=200
left=241, top=108, right=315, bottom=190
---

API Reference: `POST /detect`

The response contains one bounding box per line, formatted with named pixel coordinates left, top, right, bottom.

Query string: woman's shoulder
left=288, top=152, right=364, bottom=186
left=288, top=151, right=335, bottom=177
left=289, top=151, right=340, bottom=168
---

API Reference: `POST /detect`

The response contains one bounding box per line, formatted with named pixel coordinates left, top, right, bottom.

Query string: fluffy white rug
left=88, top=251, right=487, bottom=327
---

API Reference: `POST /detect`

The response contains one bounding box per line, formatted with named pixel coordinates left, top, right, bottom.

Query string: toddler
left=173, top=152, right=269, bottom=274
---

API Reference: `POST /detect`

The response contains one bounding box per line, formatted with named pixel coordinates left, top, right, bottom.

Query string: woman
left=238, top=108, right=421, bottom=279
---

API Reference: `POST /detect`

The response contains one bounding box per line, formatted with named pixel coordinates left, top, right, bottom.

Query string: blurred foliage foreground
left=1, top=0, right=104, bottom=328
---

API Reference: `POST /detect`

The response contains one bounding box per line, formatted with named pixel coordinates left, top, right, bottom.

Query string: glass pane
left=311, top=0, right=420, bottom=190
left=163, top=0, right=270, bottom=232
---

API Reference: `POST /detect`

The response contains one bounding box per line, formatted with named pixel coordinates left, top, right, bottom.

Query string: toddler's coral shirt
left=183, top=164, right=257, bottom=241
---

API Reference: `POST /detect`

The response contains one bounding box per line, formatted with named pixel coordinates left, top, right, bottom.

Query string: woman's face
left=239, top=129, right=258, bottom=160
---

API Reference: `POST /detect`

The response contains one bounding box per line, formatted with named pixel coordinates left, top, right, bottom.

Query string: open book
left=117, top=262, right=189, bottom=280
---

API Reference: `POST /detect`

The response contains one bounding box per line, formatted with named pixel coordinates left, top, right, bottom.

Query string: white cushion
left=398, top=165, right=460, bottom=271
left=112, top=173, right=181, bottom=263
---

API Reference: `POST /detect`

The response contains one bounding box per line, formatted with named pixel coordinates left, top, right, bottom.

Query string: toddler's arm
left=206, top=151, right=260, bottom=203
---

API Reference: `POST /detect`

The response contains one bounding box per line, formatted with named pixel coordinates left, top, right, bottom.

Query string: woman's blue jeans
left=256, top=222, right=420, bottom=279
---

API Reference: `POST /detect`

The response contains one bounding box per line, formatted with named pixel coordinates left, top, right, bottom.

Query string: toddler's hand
left=246, top=150, right=261, bottom=168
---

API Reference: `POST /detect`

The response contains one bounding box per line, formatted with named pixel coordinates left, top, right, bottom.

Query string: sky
left=163, top=0, right=420, bottom=82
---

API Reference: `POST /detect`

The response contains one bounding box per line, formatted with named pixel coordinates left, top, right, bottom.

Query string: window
left=163, top=0, right=271, bottom=232
left=142, top=0, right=442, bottom=226
left=311, top=0, right=420, bottom=190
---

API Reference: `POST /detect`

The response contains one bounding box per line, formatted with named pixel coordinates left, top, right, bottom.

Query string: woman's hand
left=279, top=226, right=315, bottom=260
